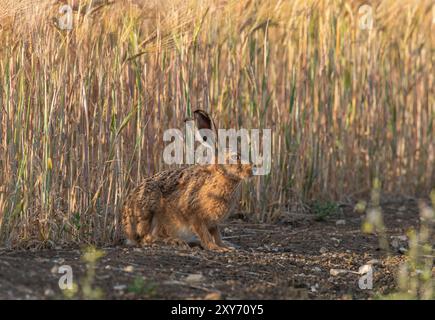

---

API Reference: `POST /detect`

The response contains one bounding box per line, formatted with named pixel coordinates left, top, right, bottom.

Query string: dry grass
left=0, top=0, right=433, bottom=247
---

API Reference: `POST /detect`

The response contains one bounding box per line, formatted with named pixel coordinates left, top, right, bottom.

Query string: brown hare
left=122, top=110, right=253, bottom=252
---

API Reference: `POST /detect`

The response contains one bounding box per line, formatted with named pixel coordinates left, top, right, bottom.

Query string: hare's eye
left=230, top=154, right=240, bottom=162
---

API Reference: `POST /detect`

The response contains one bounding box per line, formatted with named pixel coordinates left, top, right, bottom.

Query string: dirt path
left=0, top=200, right=420, bottom=299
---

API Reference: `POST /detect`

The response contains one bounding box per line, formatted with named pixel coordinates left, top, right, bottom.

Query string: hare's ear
left=193, top=109, right=217, bottom=148
left=193, top=109, right=212, bottom=131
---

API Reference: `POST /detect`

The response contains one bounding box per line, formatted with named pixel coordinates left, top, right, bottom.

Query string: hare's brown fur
left=122, top=109, right=253, bottom=251
left=122, top=162, right=251, bottom=251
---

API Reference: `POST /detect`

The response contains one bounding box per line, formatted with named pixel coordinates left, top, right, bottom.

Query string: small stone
left=391, top=235, right=408, bottom=250
left=204, top=292, right=221, bottom=300
left=330, top=269, right=349, bottom=276
left=358, top=264, right=373, bottom=275
left=123, top=265, right=134, bottom=273
left=295, top=273, right=306, bottom=277
left=113, top=285, right=127, bottom=291
left=184, top=273, right=205, bottom=284
left=319, top=247, right=328, bottom=254
left=44, top=288, right=54, bottom=296
left=335, top=220, right=346, bottom=226
left=310, top=284, right=319, bottom=292
left=366, top=259, right=381, bottom=265
left=312, top=267, right=322, bottom=273
left=391, top=235, right=407, bottom=241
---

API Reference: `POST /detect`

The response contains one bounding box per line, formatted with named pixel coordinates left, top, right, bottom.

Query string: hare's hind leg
left=149, top=213, right=189, bottom=248
left=210, top=226, right=236, bottom=251
left=123, top=182, right=163, bottom=246
left=122, top=203, right=154, bottom=246
left=209, top=225, right=225, bottom=246
left=193, top=222, right=230, bottom=252
left=122, top=206, right=139, bottom=245
left=136, top=217, right=154, bottom=246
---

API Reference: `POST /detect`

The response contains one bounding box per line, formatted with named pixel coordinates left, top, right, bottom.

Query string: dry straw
left=0, top=0, right=434, bottom=247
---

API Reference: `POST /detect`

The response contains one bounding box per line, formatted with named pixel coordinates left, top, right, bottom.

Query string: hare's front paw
left=162, top=237, right=189, bottom=248
left=218, top=246, right=235, bottom=253
left=206, top=243, right=235, bottom=253
left=222, top=240, right=239, bottom=250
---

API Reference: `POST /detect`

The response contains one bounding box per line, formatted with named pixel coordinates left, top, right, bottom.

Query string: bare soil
left=0, top=198, right=422, bottom=300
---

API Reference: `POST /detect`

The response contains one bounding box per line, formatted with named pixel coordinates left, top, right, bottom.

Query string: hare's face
left=218, top=152, right=253, bottom=180
left=191, top=109, right=254, bottom=180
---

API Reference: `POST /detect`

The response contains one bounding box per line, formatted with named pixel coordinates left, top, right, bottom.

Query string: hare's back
left=147, top=166, right=190, bottom=195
